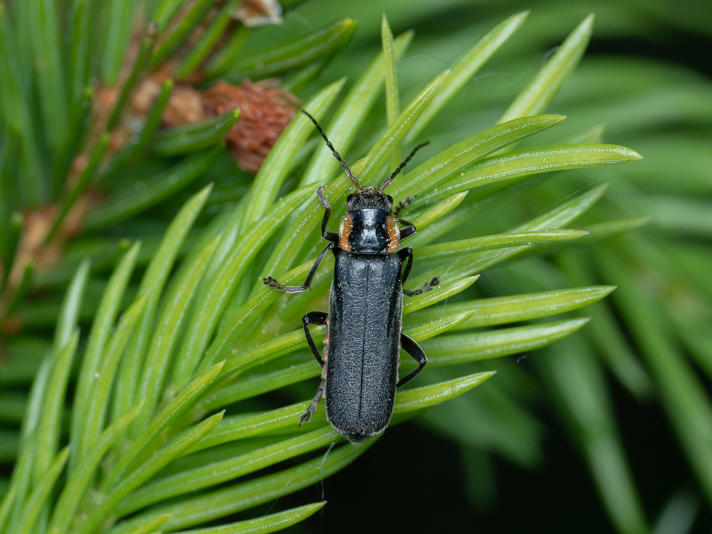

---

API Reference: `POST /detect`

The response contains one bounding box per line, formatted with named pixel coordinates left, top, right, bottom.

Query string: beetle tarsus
left=394, top=196, right=416, bottom=217
left=263, top=275, right=302, bottom=293
left=403, top=276, right=439, bottom=296
left=263, top=276, right=286, bottom=290
left=300, top=379, right=326, bottom=425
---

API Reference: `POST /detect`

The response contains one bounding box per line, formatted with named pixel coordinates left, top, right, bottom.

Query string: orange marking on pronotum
left=386, top=215, right=400, bottom=253
left=339, top=213, right=353, bottom=251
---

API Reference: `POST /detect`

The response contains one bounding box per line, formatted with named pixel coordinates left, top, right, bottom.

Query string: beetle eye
left=346, top=194, right=353, bottom=202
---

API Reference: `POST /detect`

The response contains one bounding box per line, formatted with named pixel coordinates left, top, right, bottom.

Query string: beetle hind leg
left=397, top=333, right=427, bottom=387
left=303, top=311, right=328, bottom=366
left=300, top=312, right=329, bottom=425
left=300, top=379, right=326, bottom=425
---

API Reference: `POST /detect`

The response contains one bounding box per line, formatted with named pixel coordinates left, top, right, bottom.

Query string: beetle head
left=346, top=187, right=393, bottom=211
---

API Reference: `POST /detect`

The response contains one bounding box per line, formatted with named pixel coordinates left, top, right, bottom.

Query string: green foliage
left=3, top=1, right=709, bottom=533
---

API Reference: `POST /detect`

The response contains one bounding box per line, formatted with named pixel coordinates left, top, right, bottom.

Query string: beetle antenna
left=379, top=141, right=430, bottom=193
left=301, top=109, right=361, bottom=192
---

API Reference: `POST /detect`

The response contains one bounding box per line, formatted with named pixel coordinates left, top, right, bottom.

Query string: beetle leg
left=397, top=333, right=427, bottom=387
left=317, top=186, right=339, bottom=243
left=403, top=277, right=439, bottom=296
left=264, top=242, right=334, bottom=293
left=300, top=379, right=326, bottom=425
left=394, top=196, right=415, bottom=218
left=399, top=218, right=417, bottom=240
left=399, top=246, right=439, bottom=296
left=303, top=312, right=328, bottom=366
left=398, top=247, right=415, bottom=285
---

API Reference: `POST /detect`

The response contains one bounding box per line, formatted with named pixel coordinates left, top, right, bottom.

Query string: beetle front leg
left=300, top=379, right=326, bottom=425
left=398, top=218, right=417, bottom=240
left=318, top=186, right=338, bottom=243
left=397, top=333, right=427, bottom=387
left=395, top=195, right=417, bottom=240
left=303, top=312, right=327, bottom=366
left=394, top=196, right=415, bottom=218
left=264, top=242, right=334, bottom=293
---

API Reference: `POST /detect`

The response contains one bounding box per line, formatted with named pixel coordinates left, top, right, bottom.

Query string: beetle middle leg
left=397, top=333, right=427, bottom=387
left=403, top=277, right=439, bottom=296
left=398, top=247, right=439, bottom=295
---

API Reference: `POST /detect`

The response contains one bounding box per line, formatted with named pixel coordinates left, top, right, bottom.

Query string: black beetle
left=264, top=110, right=438, bottom=442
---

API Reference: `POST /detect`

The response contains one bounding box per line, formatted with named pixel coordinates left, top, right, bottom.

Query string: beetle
left=264, top=110, right=438, bottom=442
